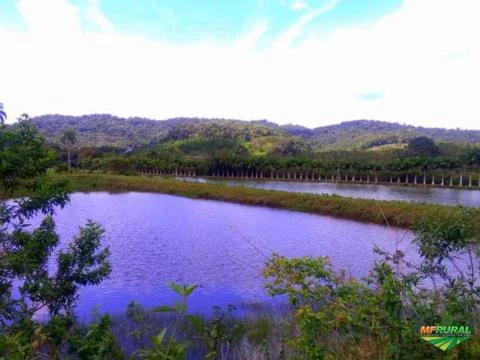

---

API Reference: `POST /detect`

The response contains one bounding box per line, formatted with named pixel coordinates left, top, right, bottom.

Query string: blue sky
left=91, top=0, right=400, bottom=44
left=0, top=0, right=402, bottom=44
left=0, top=0, right=479, bottom=129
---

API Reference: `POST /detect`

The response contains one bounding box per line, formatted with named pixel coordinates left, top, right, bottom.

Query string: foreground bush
left=1, top=121, right=113, bottom=359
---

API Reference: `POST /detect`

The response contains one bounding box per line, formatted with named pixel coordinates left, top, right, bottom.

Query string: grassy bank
left=205, top=174, right=480, bottom=191
left=53, top=172, right=479, bottom=230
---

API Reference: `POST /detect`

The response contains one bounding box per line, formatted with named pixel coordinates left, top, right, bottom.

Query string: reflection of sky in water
left=26, top=192, right=417, bottom=318
left=179, top=177, right=480, bottom=207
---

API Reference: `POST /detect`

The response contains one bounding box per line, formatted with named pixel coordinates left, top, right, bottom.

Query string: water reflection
left=178, top=177, right=480, bottom=207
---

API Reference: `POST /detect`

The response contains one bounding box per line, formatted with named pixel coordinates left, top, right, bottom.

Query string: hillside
left=280, top=120, right=480, bottom=150
left=307, top=120, right=480, bottom=150
left=27, top=115, right=480, bottom=152
left=28, top=114, right=309, bottom=158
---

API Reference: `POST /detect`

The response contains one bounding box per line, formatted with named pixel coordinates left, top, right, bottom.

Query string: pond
left=32, top=192, right=420, bottom=318
left=178, top=177, right=480, bottom=207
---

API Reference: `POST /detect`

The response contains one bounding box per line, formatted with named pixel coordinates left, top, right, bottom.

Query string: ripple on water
left=26, top=191, right=418, bottom=317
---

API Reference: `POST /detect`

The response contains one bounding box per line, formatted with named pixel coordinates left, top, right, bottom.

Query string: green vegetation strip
left=57, top=173, right=479, bottom=230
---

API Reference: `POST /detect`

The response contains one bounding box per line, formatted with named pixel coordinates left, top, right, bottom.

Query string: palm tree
left=0, top=103, right=6, bottom=124
left=61, top=128, right=77, bottom=172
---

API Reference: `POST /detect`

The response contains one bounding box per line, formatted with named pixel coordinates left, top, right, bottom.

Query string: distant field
left=366, top=143, right=407, bottom=152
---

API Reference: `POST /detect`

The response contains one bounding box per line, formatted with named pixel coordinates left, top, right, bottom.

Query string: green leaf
left=176, top=341, right=190, bottom=352
left=185, top=315, right=203, bottom=332
left=155, top=328, right=167, bottom=345
left=152, top=305, right=177, bottom=313
left=184, top=284, right=200, bottom=296
left=168, top=282, right=185, bottom=297
left=205, top=351, right=217, bottom=359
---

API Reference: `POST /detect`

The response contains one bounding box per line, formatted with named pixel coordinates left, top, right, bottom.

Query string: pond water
left=30, top=192, right=420, bottom=318
left=178, top=177, right=480, bottom=207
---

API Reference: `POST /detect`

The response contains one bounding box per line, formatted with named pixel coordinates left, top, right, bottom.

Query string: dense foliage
left=0, top=121, right=114, bottom=358
left=28, top=115, right=480, bottom=151
left=261, top=206, right=480, bottom=359
left=20, top=115, right=480, bottom=181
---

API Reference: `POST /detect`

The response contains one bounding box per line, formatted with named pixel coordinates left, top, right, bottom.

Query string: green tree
left=0, top=118, right=55, bottom=194
left=61, top=127, right=77, bottom=172
left=407, top=136, right=440, bottom=157
left=0, top=119, right=113, bottom=358
left=467, top=147, right=480, bottom=166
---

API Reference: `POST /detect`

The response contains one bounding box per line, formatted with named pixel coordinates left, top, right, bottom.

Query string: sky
left=0, top=0, right=479, bottom=129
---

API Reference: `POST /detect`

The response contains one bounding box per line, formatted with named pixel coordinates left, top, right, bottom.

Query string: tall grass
left=105, top=301, right=295, bottom=360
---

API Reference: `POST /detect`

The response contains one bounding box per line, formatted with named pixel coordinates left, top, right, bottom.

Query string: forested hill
left=29, top=114, right=289, bottom=148
left=28, top=114, right=480, bottom=151
left=296, top=120, right=480, bottom=150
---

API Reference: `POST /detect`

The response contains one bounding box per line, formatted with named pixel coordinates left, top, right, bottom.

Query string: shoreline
left=53, top=172, right=479, bottom=231
left=179, top=175, right=480, bottom=191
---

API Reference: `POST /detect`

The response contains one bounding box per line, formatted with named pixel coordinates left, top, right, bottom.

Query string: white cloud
left=1, top=0, right=480, bottom=129
left=233, top=22, right=269, bottom=52
left=85, top=0, right=114, bottom=34
left=274, top=0, right=339, bottom=49
left=16, top=0, right=81, bottom=36
left=291, top=0, right=309, bottom=11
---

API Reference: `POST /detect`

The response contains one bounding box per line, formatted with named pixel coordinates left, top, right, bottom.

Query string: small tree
left=0, top=119, right=113, bottom=358
left=61, top=127, right=77, bottom=172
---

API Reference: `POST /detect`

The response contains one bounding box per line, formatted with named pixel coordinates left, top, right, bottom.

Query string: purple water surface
left=25, top=191, right=420, bottom=318
left=179, top=177, right=480, bottom=207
